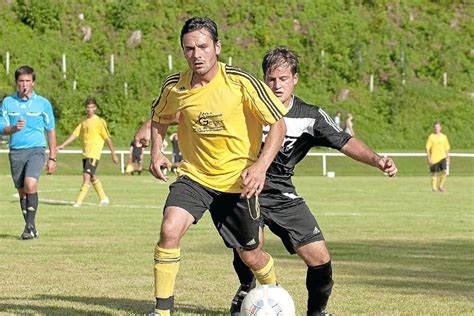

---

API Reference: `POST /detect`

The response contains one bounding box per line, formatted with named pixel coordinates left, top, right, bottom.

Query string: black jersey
left=263, top=96, right=351, bottom=194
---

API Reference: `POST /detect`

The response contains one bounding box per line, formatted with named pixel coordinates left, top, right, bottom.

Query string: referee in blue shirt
left=0, top=65, right=57, bottom=239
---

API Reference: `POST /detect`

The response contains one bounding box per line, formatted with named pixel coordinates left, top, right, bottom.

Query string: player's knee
left=238, top=248, right=266, bottom=269
left=23, top=179, right=37, bottom=193
left=159, top=222, right=183, bottom=247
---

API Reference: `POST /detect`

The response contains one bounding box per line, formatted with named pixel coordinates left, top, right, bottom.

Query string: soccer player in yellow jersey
left=57, top=98, right=118, bottom=207
left=426, top=121, right=450, bottom=192
left=144, top=17, right=287, bottom=316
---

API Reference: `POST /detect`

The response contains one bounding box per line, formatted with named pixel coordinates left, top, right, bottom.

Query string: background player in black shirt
left=230, top=47, right=398, bottom=316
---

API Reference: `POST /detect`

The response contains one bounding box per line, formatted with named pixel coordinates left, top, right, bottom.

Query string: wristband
left=49, top=157, right=57, bottom=162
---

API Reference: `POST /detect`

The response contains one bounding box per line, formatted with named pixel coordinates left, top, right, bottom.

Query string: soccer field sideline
left=1, top=175, right=473, bottom=314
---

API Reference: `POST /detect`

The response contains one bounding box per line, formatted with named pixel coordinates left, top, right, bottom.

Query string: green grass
left=0, top=174, right=473, bottom=315
left=1, top=150, right=473, bottom=176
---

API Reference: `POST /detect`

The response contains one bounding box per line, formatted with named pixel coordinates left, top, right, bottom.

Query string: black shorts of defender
left=259, top=191, right=325, bottom=254
left=82, top=158, right=99, bottom=175
left=430, top=158, right=447, bottom=173
left=164, top=175, right=261, bottom=250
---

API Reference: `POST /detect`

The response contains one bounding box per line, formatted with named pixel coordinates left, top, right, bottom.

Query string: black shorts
left=172, top=152, right=182, bottom=163
left=259, top=191, right=325, bottom=255
left=82, top=158, right=99, bottom=175
left=132, top=151, right=142, bottom=163
left=430, top=158, right=447, bottom=173
left=164, top=175, right=261, bottom=250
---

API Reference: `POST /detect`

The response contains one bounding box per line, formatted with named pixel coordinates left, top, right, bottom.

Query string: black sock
left=233, top=248, right=255, bottom=287
left=20, top=197, right=27, bottom=223
left=26, top=193, right=39, bottom=227
left=306, top=261, right=333, bottom=314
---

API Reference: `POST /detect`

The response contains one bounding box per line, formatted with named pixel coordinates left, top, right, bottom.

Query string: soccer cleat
left=438, top=186, right=445, bottom=192
left=230, top=279, right=256, bottom=315
left=99, top=198, right=110, bottom=206
left=20, top=224, right=39, bottom=240
left=73, top=202, right=81, bottom=208
left=148, top=313, right=161, bottom=316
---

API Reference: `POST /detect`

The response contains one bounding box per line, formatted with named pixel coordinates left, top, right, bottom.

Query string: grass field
left=1, top=173, right=473, bottom=315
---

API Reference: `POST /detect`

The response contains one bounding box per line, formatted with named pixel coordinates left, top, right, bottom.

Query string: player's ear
left=293, top=72, right=298, bottom=86
left=215, top=40, right=221, bottom=55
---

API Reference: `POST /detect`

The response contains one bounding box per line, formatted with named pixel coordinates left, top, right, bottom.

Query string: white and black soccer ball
left=240, top=285, right=295, bottom=316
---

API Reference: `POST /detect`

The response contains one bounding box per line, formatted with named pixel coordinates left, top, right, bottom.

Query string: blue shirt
left=0, top=91, right=55, bottom=149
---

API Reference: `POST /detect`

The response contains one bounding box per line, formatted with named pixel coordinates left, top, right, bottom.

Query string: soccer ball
left=240, top=285, right=295, bottom=316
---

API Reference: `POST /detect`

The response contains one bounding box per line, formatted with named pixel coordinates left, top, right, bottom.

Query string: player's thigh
left=260, top=194, right=325, bottom=254
left=9, top=149, right=28, bottom=189
left=296, top=240, right=331, bottom=266
left=164, top=175, right=212, bottom=225
left=209, top=194, right=260, bottom=251
left=159, top=206, right=196, bottom=247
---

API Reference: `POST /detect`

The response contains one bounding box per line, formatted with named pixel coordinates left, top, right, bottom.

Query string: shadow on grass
left=0, top=233, right=19, bottom=239
left=0, top=295, right=228, bottom=315
left=267, top=238, right=474, bottom=296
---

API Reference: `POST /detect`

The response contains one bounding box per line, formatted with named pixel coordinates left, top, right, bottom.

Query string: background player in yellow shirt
left=58, top=98, right=118, bottom=207
left=426, top=121, right=450, bottom=192
left=142, top=17, right=287, bottom=316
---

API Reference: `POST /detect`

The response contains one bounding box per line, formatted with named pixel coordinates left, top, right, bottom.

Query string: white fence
left=1, top=149, right=473, bottom=175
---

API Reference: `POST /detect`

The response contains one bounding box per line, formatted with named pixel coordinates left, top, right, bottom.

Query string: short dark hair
left=180, top=17, right=219, bottom=48
left=84, top=97, right=97, bottom=106
left=15, top=65, right=36, bottom=82
left=262, top=46, right=299, bottom=77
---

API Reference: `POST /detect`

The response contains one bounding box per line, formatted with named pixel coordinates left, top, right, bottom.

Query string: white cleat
left=72, top=202, right=81, bottom=208
left=99, top=198, right=110, bottom=206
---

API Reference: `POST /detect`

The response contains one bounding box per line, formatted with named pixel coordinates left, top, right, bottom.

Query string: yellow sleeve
left=425, top=135, right=432, bottom=151
left=151, top=73, right=181, bottom=125
left=100, top=118, right=111, bottom=140
left=72, top=122, right=82, bottom=138
left=227, top=67, right=287, bottom=125
left=444, top=135, right=450, bottom=151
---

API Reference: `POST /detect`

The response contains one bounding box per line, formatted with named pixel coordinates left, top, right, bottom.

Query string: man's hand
left=240, top=161, right=267, bottom=199
left=378, top=156, right=398, bottom=177
left=15, top=117, right=25, bottom=132
left=112, top=153, right=119, bottom=165
left=134, top=119, right=151, bottom=148
left=149, top=153, right=172, bottom=181
left=46, top=159, right=57, bottom=174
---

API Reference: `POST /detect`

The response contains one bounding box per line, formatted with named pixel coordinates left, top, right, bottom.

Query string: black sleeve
left=312, top=107, right=351, bottom=150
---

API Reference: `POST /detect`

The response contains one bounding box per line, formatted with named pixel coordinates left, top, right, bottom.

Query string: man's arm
left=57, top=133, right=78, bottom=150
left=105, top=137, right=118, bottom=164
left=149, top=120, right=171, bottom=181
left=241, top=118, right=286, bottom=198
left=2, top=117, right=25, bottom=135
left=46, top=129, right=57, bottom=174
left=426, top=149, right=432, bottom=165
left=340, top=137, right=397, bottom=177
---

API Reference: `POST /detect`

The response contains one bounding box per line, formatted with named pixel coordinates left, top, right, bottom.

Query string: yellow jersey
left=426, top=133, right=450, bottom=164
left=152, top=62, right=287, bottom=193
left=73, top=114, right=111, bottom=160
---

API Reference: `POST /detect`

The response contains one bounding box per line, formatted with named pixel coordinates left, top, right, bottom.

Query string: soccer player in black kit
left=230, top=47, right=398, bottom=316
